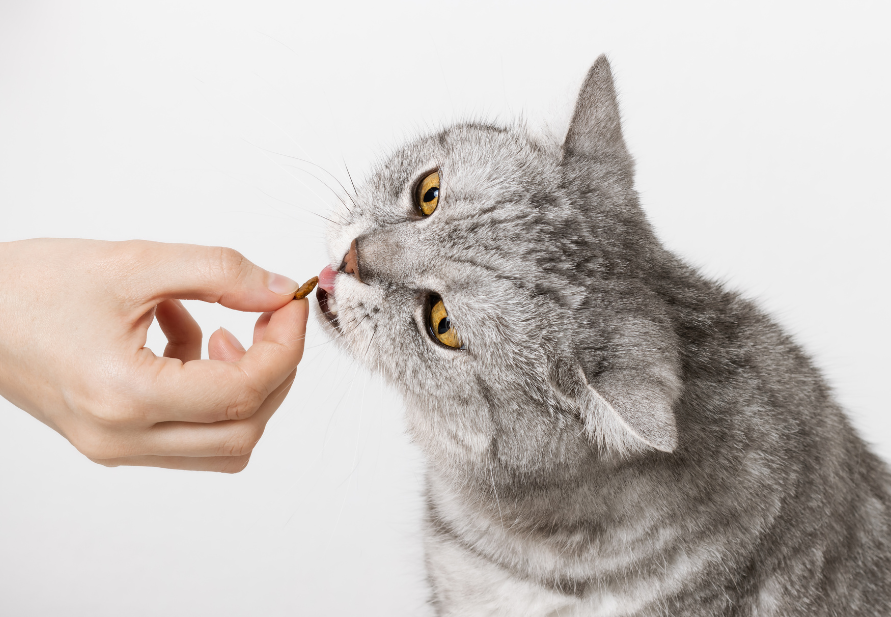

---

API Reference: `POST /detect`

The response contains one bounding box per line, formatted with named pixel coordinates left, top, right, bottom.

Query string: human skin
left=0, top=238, right=308, bottom=473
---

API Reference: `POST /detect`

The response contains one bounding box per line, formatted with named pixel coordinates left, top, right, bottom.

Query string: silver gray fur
left=317, top=56, right=891, bottom=615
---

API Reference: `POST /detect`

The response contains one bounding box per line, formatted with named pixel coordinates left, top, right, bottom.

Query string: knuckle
left=118, top=238, right=150, bottom=254
left=68, top=383, right=146, bottom=427
left=86, top=400, right=126, bottom=425
left=224, top=382, right=265, bottom=422
left=96, top=240, right=154, bottom=304
left=113, top=240, right=152, bottom=279
left=111, top=239, right=145, bottom=265
left=214, top=247, right=249, bottom=284
left=85, top=391, right=144, bottom=426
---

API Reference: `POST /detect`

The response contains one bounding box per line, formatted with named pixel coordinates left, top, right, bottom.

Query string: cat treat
left=293, top=276, right=319, bottom=300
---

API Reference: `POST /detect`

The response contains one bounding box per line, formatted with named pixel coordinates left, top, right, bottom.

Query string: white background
left=1, top=1, right=889, bottom=615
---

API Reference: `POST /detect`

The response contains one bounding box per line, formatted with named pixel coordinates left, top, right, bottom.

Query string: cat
left=313, top=56, right=891, bottom=616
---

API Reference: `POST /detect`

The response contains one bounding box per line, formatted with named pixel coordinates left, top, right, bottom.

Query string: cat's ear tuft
left=563, top=55, right=630, bottom=162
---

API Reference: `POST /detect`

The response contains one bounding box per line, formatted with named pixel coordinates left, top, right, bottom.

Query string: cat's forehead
left=366, top=124, right=554, bottom=205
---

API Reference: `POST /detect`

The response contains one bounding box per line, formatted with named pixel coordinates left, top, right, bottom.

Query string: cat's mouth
left=316, top=265, right=340, bottom=330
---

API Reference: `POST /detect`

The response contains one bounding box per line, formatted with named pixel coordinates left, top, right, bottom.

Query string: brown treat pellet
left=294, top=276, right=319, bottom=300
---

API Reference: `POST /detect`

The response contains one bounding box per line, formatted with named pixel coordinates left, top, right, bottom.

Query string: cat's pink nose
left=339, top=238, right=362, bottom=283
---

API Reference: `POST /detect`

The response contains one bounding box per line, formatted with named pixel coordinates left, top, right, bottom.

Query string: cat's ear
left=579, top=369, right=680, bottom=455
left=551, top=354, right=680, bottom=456
left=562, top=55, right=629, bottom=162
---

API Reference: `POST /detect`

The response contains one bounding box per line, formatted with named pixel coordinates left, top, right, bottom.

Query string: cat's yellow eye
left=415, top=171, right=440, bottom=216
left=429, top=297, right=462, bottom=349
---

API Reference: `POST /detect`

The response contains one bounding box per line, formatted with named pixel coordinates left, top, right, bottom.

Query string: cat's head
left=316, top=56, right=682, bottom=482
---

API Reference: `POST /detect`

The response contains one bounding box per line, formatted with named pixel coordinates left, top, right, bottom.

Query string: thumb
left=129, top=241, right=302, bottom=312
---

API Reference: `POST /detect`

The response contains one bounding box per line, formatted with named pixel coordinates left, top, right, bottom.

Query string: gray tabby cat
left=314, top=56, right=891, bottom=615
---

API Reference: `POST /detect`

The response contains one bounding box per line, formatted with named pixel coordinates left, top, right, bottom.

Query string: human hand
left=0, top=239, right=308, bottom=472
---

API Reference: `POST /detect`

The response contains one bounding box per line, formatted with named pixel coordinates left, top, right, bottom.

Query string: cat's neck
left=424, top=448, right=693, bottom=585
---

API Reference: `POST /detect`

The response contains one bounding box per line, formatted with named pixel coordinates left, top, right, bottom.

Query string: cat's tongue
left=318, top=265, right=338, bottom=293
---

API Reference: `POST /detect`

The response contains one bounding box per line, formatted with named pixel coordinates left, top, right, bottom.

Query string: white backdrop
left=1, top=1, right=889, bottom=615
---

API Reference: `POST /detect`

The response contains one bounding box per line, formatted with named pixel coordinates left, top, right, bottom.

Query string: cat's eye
left=415, top=171, right=440, bottom=216
left=428, top=295, right=462, bottom=349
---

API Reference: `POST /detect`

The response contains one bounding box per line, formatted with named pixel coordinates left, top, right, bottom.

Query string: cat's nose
left=339, top=238, right=362, bottom=283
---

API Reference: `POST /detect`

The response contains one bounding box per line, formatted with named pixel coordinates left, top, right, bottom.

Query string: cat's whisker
left=310, top=359, right=367, bottom=544
left=241, top=138, right=350, bottom=226
left=332, top=370, right=372, bottom=491
left=305, top=319, right=364, bottom=349
left=187, top=75, right=341, bottom=226
left=250, top=144, right=361, bottom=216
left=276, top=162, right=355, bottom=219
left=277, top=150, right=361, bottom=215
left=207, top=167, right=330, bottom=231
left=309, top=211, right=341, bottom=226
left=252, top=186, right=341, bottom=227
left=361, top=326, right=377, bottom=360
left=342, top=158, right=362, bottom=212
left=309, top=312, right=370, bottom=351
left=339, top=314, right=370, bottom=340
left=222, top=67, right=360, bottom=221
left=320, top=357, right=364, bottom=458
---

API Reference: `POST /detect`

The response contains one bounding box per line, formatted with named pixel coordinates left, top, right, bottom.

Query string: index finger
left=132, top=299, right=308, bottom=423
left=119, top=241, right=301, bottom=312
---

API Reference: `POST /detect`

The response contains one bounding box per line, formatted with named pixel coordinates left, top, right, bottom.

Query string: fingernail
left=219, top=327, right=245, bottom=352
left=267, top=272, right=300, bottom=295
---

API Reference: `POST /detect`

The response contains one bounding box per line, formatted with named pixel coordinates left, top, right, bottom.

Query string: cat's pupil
left=437, top=316, right=451, bottom=335
left=423, top=187, right=439, bottom=203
